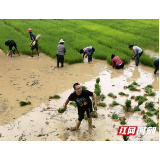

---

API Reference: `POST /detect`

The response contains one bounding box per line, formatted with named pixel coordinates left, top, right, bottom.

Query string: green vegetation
left=134, top=105, right=141, bottom=111
left=145, top=118, right=158, bottom=130
left=112, top=101, right=119, bottom=105
left=112, top=113, right=118, bottom=119
left=0, top=19, right=158, bottom=66
left=84, top=115, right=88, bottom=120
left=81, top=86, right=87, bottom=90
left=127, top=84, right=139, bottom=91
left=49, top=95, right=61, bottom=99
left=97, top=102, right=107, bottom=107
left=94, top=83, right=101, bottom=96
left=145, top=118, right=154, bottom=123
left=146, top=112, right=154, bottom=117
left=145, top=102, right=155, bottom=111
left=119, top=92, right=126, bottom=96
left=123, top=135, right=130, bottom=141
left=108, top=92, right=116, bottom=97
left=154, top=109, right=159, bottom=115
left=131, top=96, right=135, bottom=99
left=119, top=117, right=127, bottom=125
left=144, top=85, right=156, bottom=96
left=96, top=77, right=100, bottom=84
left=90, top=110, right=98, bottom=118
left=132, top=81, right=138, bottom=85
left=124, top=99, right=132, bottom=112
left=135, top=96, right=147, bottom=105
left=19, top=101, right=31, bottom=106
left=58, top=108, right=65, bottom=113
left=99, top=94, right=106, bottom=100
left=143, top=115, right=148, bottom=119
left=141, top=110, right=145, bottom=114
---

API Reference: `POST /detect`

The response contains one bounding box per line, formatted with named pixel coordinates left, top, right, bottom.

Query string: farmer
left=56, top=39, right=66, bottom=68
left=27, top=28, right=39, bottom=57
left=154, top=58, right=159, bottom=74
left=129, top=45, right=143, bottom=66
left=62, top=83, right=97, bottom=132
left=111, top=54, right=125, bottom=69
left=79, top=46, right=95, bottom=63
left=5, top=40, right=20, bottom=57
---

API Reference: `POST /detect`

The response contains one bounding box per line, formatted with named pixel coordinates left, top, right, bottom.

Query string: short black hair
left=5, top=41, right=9, bottom=46
left=111, top=54, right=115, bottom=59
left=73, top=83, right=80, bottom=89
left=129, top=45, right=134, bottom=48
left=79, top=49, right=84, bottom=54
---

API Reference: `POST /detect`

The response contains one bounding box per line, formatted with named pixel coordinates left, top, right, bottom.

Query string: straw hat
left=59, top=39, right=65, bottom=44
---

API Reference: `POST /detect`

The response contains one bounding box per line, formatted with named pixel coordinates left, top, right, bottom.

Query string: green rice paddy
left=0, top=19, right=158, bottom=66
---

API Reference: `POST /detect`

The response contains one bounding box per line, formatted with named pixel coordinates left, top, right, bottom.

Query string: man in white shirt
left=129, top=45, right=143, bottom=66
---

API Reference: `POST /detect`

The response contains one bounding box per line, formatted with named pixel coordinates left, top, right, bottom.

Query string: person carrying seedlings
left=5, top=40, right=20, bottom=57
left=56, top=39, right=66, bottom=68
left=62, top=83, right=97, bottom=132
left=27, top=28, right=39, bottom=57
left=111, top=54, right=125, bottom=69
left=129, top=45, right=143, bottom=66
left=79, top=46, right=95, bottom=63
left=154, top=58, right=159, bottom=74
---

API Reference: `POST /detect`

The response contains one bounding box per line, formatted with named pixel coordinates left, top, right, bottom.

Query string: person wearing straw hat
left=27, top=28, right=39, bottom=57
left=56, top=39, right=66, bottom=68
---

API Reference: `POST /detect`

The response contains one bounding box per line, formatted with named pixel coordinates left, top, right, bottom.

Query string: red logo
left=117, top=126, right=138, bottom=135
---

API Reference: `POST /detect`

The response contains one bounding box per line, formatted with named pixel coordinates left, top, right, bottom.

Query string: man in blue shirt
left=27, top=28, right=39, bottom=57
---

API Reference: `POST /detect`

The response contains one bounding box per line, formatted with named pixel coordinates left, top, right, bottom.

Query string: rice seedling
left=131, top=96, right=135, bottom=99
left=112, top=113, right=118, bottom=119
left=154, top=109, right=159, bottom=115
left=146, top=121, right=157, bottom=128
left=146, top=112, right=154, bottom=117
left=124, top=99, right=132, bottom=112
left=119, top=92, right=126, bottom=96
left=123, top=135, right=130, bottom=141
left=19, top=101, right=31, bottom=106
left=90, top=110, right=98, bottom=118
left=81, top=86, right=87, bottom=90
left=157, top=123, right=159, bottom=131
left=135, top=96, right=147, bottom=105
left=58, top=108, right=66, bottom=113
left=69, top=102, right=77, bottom=107
left=94, top=83, right=101, bottom=96
left=145, top=102, right=155, bottom=111
left=132, top=81, right=138, bottom=85
left=134, top=105, right=141, bottom=111
left=108, top=92, right=114, bottom=97
left=49, top=95, right=61, bottom=99
left=145, top=118, right=154, bottom=123
left=144, top=85, right=156, bottom=96
left=143, top=115, right=148, bottom=119
left=84, top=115, right=88, bottom=120
left=99, top=94, right=106, bottom=100
left=97, top=102, right=107, bottom=107
left=96, top=77, right=100, bottom=84
left=112, top=101, right=119, bottom=105
left=141, top=110, right=145, bottom=114
left=120, top=119, right=127, bottom=125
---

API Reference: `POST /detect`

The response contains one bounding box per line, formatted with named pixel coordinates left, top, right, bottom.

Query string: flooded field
left=0, top=51, right=159, bottom=141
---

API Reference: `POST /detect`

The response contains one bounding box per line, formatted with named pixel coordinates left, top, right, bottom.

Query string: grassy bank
left=0, top=19, right=158, bottom=66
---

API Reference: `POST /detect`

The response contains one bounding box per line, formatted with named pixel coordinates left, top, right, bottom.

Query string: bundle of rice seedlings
left=57, top=108, right=66, bottom=113
left=144, top=85, right=156, bottom=96
left=146, top=112, right=154, bottom=117
left=134, top=105, right=141, bottom=111
left=112, top=113, right=118, bottom=119
left=154, top=109, right=159, bottom=115
left=108, top=92, right=114, bottom=97
left=69, top=102, right=77, bottom=107
left=145, top=102, right=155, bottom=111
left=132, top=81, right=138, bottom=85
left=135, top=96, right=147, bottom=105
left=141, top=110, right=146, bottom=114
left=19, top=101, right=31, bottom=106
left=97, top=102, right=107, bottom=107
left=142, top=115, right=148, bottom=119
left=91, top=110, right=98, bottom=118
left=96, top=77, right=100, bottom=84
left=84, top=115, right=88, bottom=120
left=99, top=94, right=106, bottom=100
left=124, top=99, right=132, bottom=112
left=94, top=84, right=101, bottom=96
left=81, top=85, right=87, bottom=90
left=119, top=92, right=126, bottom=95
left=49, top=95, right=61, bottom=99
left=112, top=101, right=119, bottom=105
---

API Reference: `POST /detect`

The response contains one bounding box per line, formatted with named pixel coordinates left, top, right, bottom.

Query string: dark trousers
left=88, top=47, right=95, bottom=62
left=57, top=55, right=64, bottom=67
left=115, top=59, right=125, bottom=69
left=154, top=59, right=159, bottom=74
left=135, top=51, right=143, bottom=66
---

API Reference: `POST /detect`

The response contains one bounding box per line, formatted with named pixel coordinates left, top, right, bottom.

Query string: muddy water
left=0, top=52, right=159, bottom=141
left=144, top=49, right=159, bottom=59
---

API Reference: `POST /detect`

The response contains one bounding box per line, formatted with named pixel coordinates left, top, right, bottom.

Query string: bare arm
left=92, top=93, right=97, bottom=110
left=63, top=99, right=69, bottom=110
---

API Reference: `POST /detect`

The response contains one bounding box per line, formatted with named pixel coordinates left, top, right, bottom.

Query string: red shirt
left=112, top=56, right=123, bottom=67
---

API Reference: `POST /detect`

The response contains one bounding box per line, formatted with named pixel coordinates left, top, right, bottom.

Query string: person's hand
left=94, top=104, right=97, bottom=110
left=62, top=106, right=66, bottom=111
left=132, top=56, right=134, bottom=60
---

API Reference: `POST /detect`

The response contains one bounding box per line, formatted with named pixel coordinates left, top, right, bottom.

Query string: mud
left=0, top=49, right=159, bottom=141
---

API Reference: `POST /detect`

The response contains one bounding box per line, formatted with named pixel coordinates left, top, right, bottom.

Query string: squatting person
left=27, top=28, right=39, bottom=57
left=5, top=40, right=20, bottom=57
left=111, top=54, right=125, bottom=69
left=129, top=45, right=143, bottom=66
left=154, top=58, right=159, bottom=74
left=62, top=83, right=97, bottom=132
left=80, top=46, right=95, bottom=63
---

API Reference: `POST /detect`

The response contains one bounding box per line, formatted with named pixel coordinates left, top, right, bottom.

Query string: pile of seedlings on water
left=146, top=112, right=154, bottom=117
left=123, top=99, right=133, bottom=112
left=132, top=81, right=139, bottom=86
left=134, top=105, right=141, bottom=111
left=124, top=84, right=140, bottom=91
left=119, top=117, right=126, bottom=125
left=19, top=101, right=31, bottom=106
left=57, top=108, right=66, bottom=113
left=145, top=118, right=158, bottom=130
left=96, top=77, right=100, bottom=84
left=119, top=92, right=129, bottom=97
left=145, top=102, right=155, bottom=111
left=90, top=110, right=98, bottom=118
left=112, top=113, right=118, bottom=120
left=142, top=114, right=148, bottom=119
left=109, top=101, right=120, bottom=107
left=97, top=102, right=107, bottom=107
left=84, top=115, right=88, bottom=120
left=144, top=85, right=156, bottom=96
left=69, top=101, right=77, bottom=107
left=94, top=83, right=101, bottom=96
left=99, top=94, right=106, bottom=101
left=81, top=85, right=87, bottom=90
left=108, top=92, right=117, bottom=98
left=154, top=109, right=159, bottom=115
left=49, top=94, right=61, bottom=99
left=135, top=96, right=148, bottom=105
left=141, top=110, right=146, bottom=115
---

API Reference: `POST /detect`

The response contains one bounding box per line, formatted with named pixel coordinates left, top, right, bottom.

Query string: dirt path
left=0, top=49, right=159, bottom=141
